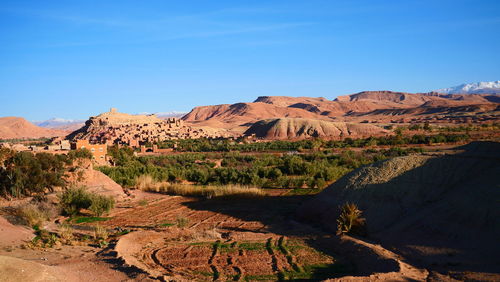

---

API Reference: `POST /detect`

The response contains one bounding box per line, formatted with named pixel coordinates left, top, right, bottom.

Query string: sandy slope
left=298, top=141, right=500, bottom=275
left=0, top=117, right=66, bottom=140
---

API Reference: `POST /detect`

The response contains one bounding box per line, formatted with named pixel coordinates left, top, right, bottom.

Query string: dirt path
left=326, top=236, right=429, bottom=281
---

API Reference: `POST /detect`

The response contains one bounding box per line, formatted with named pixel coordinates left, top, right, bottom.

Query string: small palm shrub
left=176, top=216, right=189, bottom=228
left=59, top=224, right=74, bottom=242
left=336, top=202, right=366, bottom=236
left=93, top=224, right=109, bottom=241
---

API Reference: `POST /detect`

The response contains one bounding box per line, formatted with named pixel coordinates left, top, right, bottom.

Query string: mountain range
left=435, top=80, right=500, bottom=94
left=2, top=81, right=499, bottom=140
left=183, top=90, right=499, bottom=136
left=34, top=118, right=86, bottom=131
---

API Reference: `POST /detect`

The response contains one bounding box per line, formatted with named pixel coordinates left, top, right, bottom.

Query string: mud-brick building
left=71, top=140, right=107, bottom=165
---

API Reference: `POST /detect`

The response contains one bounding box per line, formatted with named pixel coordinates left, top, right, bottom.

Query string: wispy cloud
left=2, top=6, right=313, bottom=48
left=160, top=22, right=313, bottom=40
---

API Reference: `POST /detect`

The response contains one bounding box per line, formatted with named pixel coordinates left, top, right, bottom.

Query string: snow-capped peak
left=435, top=80, right=500, bottom=94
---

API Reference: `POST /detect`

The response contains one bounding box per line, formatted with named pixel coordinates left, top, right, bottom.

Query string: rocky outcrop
left=244, top=118, right=387, bottom=139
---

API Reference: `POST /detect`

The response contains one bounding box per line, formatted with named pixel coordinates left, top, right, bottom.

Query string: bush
left=89, top=194, right=115, bottom=216
left=59, top=224, right=74, bottom=242
left=0, top=152, right=68, bottom=198
left=59, top=187, right=114, bottom=216
left=176, top=216, right=189, bottom=228
left=59, top=187, right=92, bottom=216
left=93, top=224, right=108, bottom=241
left=16, top=202, right=55, bottom=228
left=135, top=174, right=158, bottom=191
left=68, top=148, right=93, bottom=160
left=336, top=202, right=366, bottom=236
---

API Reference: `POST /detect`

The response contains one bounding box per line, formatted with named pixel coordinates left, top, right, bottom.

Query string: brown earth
left=0, top=216, right=33, bottom=249
left=1, top=181, right=497, bottom=281
left=0, top=117, right=66, bottom=140
left=79, top=193, right=351, bottom=281
left=70, top=161, right=127, bottom=200
left=298, top=141, right=500, bottom=278
left=0, top=255, right=70, bottom=282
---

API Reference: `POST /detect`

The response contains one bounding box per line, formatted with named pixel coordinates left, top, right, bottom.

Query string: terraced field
left=94, top=193, right=348, bottom=281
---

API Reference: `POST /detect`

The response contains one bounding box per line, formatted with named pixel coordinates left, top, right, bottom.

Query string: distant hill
left=435, top=80, right=500, bottom=94
left=156, top=111, right=187, bottom=119
left=244, top=118, right=387, bottom=140
left=34, top=118, right=85, bottom=132
left=0, top=117, right=66, bottom=140
left=182, top=91, right=499, bottom=135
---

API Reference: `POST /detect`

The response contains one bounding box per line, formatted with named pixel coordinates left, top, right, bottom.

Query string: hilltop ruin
left=68, top=108, right=219, bottom=147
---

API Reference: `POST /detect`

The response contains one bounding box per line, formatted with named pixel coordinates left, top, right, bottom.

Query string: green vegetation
left=282, top=263, right=351, bottom=280
left=336, top=202, right=366, bottom=236
left=98, top=146, right=422, bottom=190
left=244, top=274, right=279, bottom=281
left=89, top=194, right=115, bottom=216
left=151, top=133, right=470, bottom=153
left=141, top=182, right=265, bottom=199
left=58, top=187, right=92, bottom=216
left=0, top=148, right=92, bottom=198
left=0, top=137, right=51, bottom=144
left=58, top=187, right=115, bottom=216
left=238, top=242, right=267, bottom=251
left=71, top=216, right=111, bottom=224
left=30, top=228, right=60, bottom=248
left=67, top=148, right=93, bottom=160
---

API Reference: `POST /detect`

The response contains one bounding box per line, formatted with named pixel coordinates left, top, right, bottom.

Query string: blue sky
left=1, top=0, right=499, bottom=121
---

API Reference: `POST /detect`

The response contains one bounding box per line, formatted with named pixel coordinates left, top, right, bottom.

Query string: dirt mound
left=244, top=118, right=387, bottom=139
left=298, top=141, right=500, bottom=273
left=80, top=170, right=127, bottom=199
left=0, top=117, right=66, bottom=140
left=79, top=169, right=125, bottom=199
left=68, top=160, right=126, bottom=199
